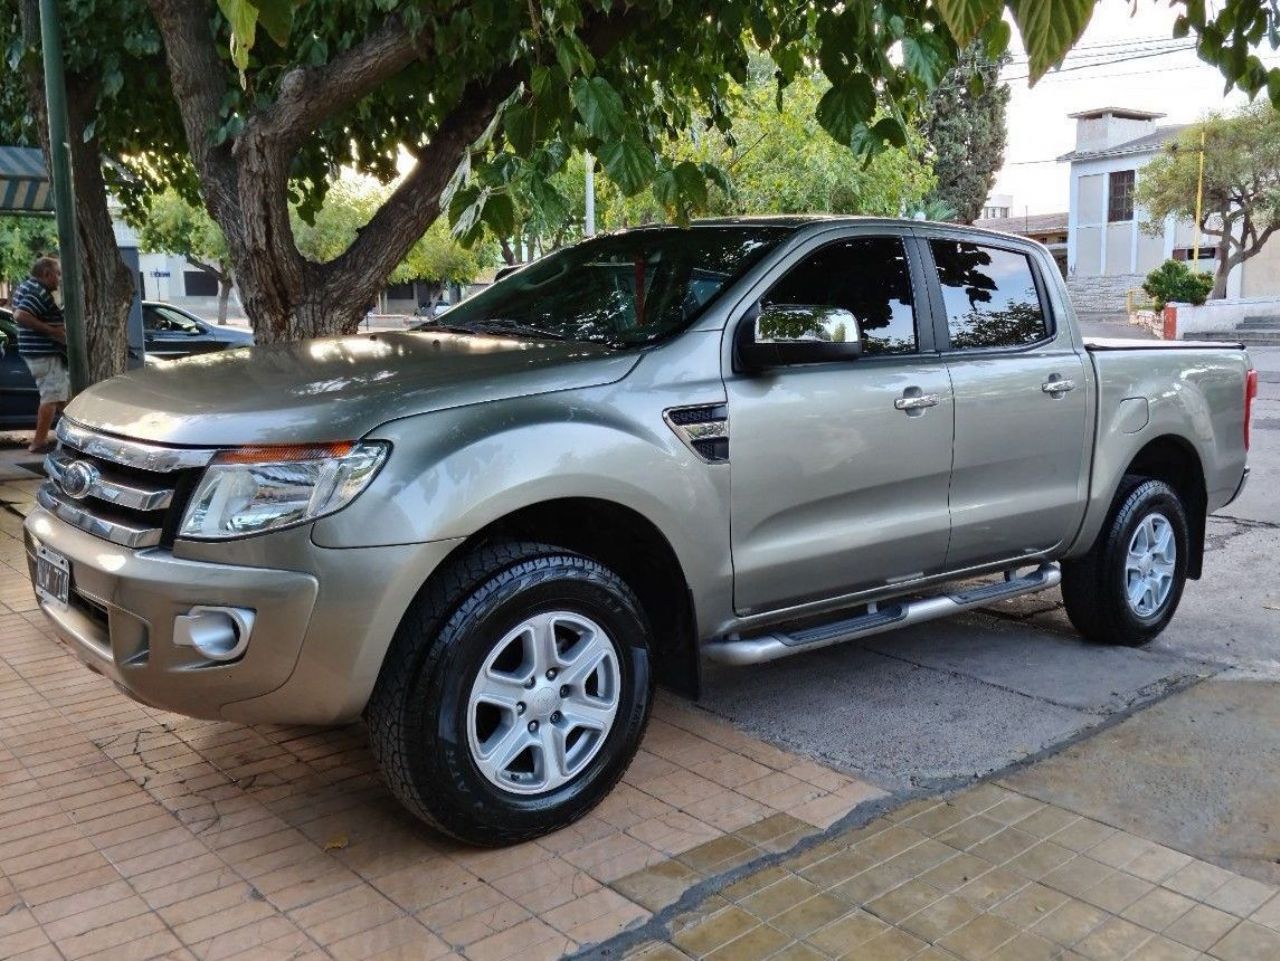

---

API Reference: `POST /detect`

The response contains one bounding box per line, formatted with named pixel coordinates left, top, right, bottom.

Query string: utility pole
left=38, top=0, right=89, bottom=394
left=1192, top=128, right=1206, bottom=266
left=584, top=152, right=596, bottom=238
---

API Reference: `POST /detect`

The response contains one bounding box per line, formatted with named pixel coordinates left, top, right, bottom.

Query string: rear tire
left=1061, top=476, right=1189, bottom=646
left=366, top=541, right=653, bottom=846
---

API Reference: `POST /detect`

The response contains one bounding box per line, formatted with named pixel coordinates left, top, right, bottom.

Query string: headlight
left=179, top=441, right=388, bottom=539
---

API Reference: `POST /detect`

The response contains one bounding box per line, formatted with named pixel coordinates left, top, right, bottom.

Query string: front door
left=727, top=232, right=955, bottom=615
left=922, top=235, right=1090, bottom=568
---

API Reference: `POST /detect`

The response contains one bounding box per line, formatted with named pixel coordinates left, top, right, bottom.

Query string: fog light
left=173, top=606, right=255, bottom=662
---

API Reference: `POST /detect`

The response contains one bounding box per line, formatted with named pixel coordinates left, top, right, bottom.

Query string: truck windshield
left=418, top=226, right=791, bottom=346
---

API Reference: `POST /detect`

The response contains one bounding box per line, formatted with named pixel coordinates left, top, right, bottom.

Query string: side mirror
left=736, top=304, right=863, bottom=371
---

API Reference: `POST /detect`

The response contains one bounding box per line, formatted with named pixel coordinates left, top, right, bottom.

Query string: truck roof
left=617, top=215, right=1036, bottom=245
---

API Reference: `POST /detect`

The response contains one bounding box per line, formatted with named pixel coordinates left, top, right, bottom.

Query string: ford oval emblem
left=60, top=460, right=99, bottom=500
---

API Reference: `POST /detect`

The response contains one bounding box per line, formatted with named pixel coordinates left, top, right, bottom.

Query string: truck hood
left=66, top=331, right=639, bottom=446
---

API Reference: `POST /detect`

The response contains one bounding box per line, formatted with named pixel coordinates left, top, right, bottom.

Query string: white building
left=1059, top=106, right=1280, bottom=312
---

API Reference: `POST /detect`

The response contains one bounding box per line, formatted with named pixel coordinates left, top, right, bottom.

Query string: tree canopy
left=0, top=214, right=56, bottom=290
left=1136, top=101, right=1280, bottom=299
left=134, top=188, right=238, bottom=321
left=923, top=40, right=1010, bottom=224
left=9, top=0, right=1280, bottom=370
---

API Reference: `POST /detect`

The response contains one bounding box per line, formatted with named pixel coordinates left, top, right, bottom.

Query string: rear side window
left=930, top=240, right=1049, bottom=350
left=763, top=236, right=917, bottom=355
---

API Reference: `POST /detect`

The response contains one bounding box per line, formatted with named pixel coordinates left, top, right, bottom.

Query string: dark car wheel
left=366, top=541, right=653, bottom=846
left=1061, top=476, right=1190, bottom=647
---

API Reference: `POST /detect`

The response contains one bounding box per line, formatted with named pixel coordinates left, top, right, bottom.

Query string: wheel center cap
left=530, top=686, right=558, bottom=717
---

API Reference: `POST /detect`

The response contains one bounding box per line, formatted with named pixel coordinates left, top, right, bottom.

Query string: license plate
left=35, top=545, right=70, bottom=608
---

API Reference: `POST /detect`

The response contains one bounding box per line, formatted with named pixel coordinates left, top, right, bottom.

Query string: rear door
left=919, top=232, right=1090, bottom=569
left=726, top=228, right=955, bottom=614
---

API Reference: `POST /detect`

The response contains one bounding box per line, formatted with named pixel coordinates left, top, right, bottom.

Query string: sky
left=992, top=3, right=1279, bottom=215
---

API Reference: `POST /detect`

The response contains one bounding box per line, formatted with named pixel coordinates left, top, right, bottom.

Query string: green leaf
left=216, top=0, right=258, bottom=72
left=448, top=185, right=485, bottom=245
left=701, top=162, right=734, bottom=198
left=555, top=33, right=595, bottom=79
left=481, top=192, right=516, bottom=238
left=871, top=116, right=908, bottom=149
left=530, top=65, right=554, bottom=100
left=1010, top=0, right=1096, bottom=83
left=571, top=76, right=626, bottom=140
left=504, top=103, right=535, bottom=155
left=255, top=0, right=299, bottom=46
left=935, top=0, right=1003, bottom=46
left=982, top=18, right=1012, bottom=61
left=653, top=162, right=707, bottom=222
left=902, top=33, right=950, bottom=90
left=815, top=75, right=876, bottom=146
left=598, top=136, right=656, bottom=195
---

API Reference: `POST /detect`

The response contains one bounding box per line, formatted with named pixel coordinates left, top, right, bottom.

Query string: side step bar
left=705, top=563, right=1061, bottom=666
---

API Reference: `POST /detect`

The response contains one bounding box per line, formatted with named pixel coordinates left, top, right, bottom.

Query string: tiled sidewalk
left=0, top=472, right=886, bottom=961
left=624, top=783, right=1280, bottom=961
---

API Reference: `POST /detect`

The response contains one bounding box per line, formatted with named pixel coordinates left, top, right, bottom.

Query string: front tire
left=366, top=541, right=653, bottom=846
left=1061, top=477, right=1189, bottom=646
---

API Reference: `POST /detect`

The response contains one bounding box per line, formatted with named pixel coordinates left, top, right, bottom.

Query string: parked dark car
left=141, top=302, right=253, bottom=358
left=0, top=302, right=252, bottom=429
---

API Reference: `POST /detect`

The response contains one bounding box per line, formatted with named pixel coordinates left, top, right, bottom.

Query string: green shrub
left=1142, top=259, right=1213, bottom=309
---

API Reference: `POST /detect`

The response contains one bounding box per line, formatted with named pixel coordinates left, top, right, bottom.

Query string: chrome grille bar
left=36, top=484, right=163, bottom=549
left=56, top=418, right=217, bottom=472
left=45, top=450, right=174, bottom=512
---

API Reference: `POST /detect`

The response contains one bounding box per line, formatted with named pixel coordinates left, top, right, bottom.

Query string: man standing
left=12, top=257, right=69, bottom=454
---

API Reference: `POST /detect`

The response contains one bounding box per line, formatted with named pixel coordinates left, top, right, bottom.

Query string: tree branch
left=260, top=14, right=432, bottom=148
left=146, top=0, right=238, bottom=216
left=184, top=254, right=228, bottom=281
left=323, top=5, right=645, bottom=308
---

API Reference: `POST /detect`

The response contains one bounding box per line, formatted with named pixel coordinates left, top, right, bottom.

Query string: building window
left=982, top=205, right=1010, bottom=219
left=183, top=270, right=219, bottom=297
left=1172, top=247, right=1214, bottom=263
left=1107, top=170, right=1135, bottom=222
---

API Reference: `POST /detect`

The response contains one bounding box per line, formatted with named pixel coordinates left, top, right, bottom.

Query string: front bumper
left=24, top=507, right=460, bottom=725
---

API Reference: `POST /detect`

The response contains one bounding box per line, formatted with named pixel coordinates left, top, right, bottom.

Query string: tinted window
left=930, top=241, right=1049, bottom=350
left=763, top=237, right=917, bottom=355
left=434, top=226, right=789, bottom=346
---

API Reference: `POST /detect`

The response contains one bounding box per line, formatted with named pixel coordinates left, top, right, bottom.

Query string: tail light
left=1245, top=368, right=1259, bottom=451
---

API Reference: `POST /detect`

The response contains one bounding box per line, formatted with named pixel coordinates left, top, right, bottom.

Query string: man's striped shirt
left=11, top=276, right=64, bottom=356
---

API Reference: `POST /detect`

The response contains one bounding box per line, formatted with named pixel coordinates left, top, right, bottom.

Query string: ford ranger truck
left=25, top=218, right=1256, bottom=845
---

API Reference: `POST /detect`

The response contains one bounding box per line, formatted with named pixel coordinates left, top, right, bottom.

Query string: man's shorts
left=22, top=355, right=70, bottom=404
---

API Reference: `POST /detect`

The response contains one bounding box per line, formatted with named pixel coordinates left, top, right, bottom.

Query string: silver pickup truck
left=25, top=218, right=1257, bottom=844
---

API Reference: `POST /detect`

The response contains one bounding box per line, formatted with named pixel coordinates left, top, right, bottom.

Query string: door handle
left=894, top=394, right=940, bottom=411
left=1042, top=378, right=1076, bottom=395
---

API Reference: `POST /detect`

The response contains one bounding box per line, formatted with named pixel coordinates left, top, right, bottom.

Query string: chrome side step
left=705, top=563, right=1062, bottom=666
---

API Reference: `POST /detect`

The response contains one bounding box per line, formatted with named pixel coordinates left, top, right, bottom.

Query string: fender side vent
left=664, top=404, right=729, bottom=463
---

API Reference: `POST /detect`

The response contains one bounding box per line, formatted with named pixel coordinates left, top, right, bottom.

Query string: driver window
left=763, top=236, right=918, bottom=356
left=158, top=308, right=200, bottom=333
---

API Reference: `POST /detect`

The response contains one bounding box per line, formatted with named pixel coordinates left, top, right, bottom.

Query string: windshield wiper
left=408, top=320, right=476, bottom=334
left=462, top=319, right=571, bottom=341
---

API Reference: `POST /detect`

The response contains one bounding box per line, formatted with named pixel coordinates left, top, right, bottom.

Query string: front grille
left=38, top=419, right=217, bottom=548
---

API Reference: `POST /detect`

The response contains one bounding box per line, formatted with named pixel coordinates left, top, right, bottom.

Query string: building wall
left=1062, top=147, right=1280, bottom=305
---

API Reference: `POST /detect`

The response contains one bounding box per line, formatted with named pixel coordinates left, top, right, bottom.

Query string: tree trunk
left=1211, top=233, right=1232, bottom=300
left=147, top=1, right=635, bottom=344
left=18, top=0, right=132, bottom=385
left=216, top=274, right=232, bottom=324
